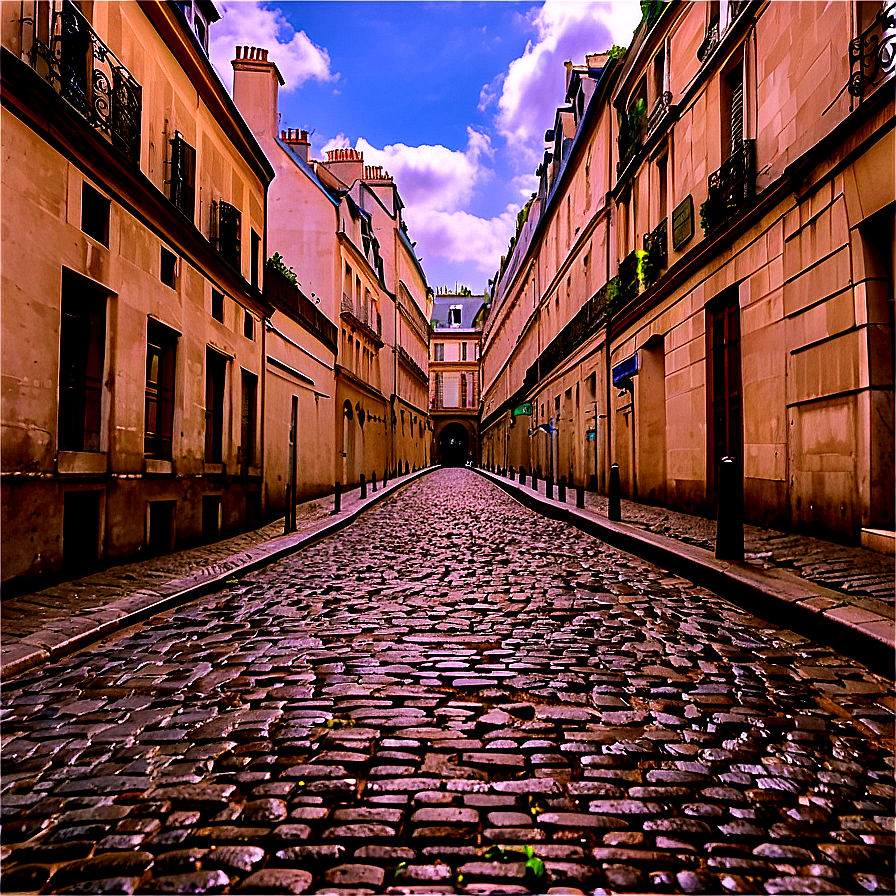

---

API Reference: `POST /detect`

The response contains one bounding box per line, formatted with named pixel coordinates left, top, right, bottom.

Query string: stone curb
left=0, top=467, right=438, bottom=680
left=476, top=469, right=895, bottom=679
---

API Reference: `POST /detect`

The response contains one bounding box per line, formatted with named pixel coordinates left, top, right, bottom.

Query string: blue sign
left=612, top=353, right=639, bottom=385
left=587, top=431, right=596, bottom=442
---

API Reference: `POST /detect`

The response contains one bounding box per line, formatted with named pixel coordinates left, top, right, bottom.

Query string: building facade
left=480, top=0, right=894, bottom=546
left=1, top=0, right=275, bottom=587
left=430, top=293, right=487, bottom=466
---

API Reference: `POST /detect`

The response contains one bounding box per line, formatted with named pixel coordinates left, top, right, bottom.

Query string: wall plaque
left=672, top=195, right=694, bottom=251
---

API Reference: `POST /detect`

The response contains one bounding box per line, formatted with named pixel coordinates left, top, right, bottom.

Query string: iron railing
left=849, top=2, right=896, bottom=98
left=616, top=105, right=646, bottom=177
left=29, top=1, right=141, bottom=165
left=618, top=250, right=640, bottom=304
left=340, top=292, right=382, bottom=341
left=642, top=218, right=668, bottom=287
left=697, top=19, right=720, bottom=63
left=646, top=91, right=674, bottom=138
left=703, top=139, right=754, bottom=235
left=265, top=267, right=337, bottom=353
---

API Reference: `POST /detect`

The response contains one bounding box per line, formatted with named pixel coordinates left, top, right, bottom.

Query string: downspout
left=605, top=199, right=612, bottom=496
left=259, top=179, right=269, bottom=519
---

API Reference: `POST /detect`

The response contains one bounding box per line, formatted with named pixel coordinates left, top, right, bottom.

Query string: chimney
left=231, top=45, right=284, bottom=140
left=281, top=128, right=311, bottom=163
left=321, top=146, right=364, bottom=186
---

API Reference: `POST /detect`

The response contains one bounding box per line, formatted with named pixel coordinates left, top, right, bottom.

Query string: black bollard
left=334, top=481, right=341, bottom=513
left=608, top=463, right=621, bottom=521
left=360, top=473, right=367, bottom=499
left=510, top=467, right=515, bottom=481
left=715, top=456, right=744, bottom=561
left=559, top=477, right=567, bottom=502
left=546, top=476, right=554, bottom=500
left=372, top=471, right=377, bottom=492
left=576, top=484, right=585, bottom=508
left=532, top=470, right=538, bottom=490
left=284, top=484, right=293, bottom=534
left=383, top=470, right=388, bottom=488
left=405, top=461, right=409, bottom=475
left=520, top=467, right=527, bottom=486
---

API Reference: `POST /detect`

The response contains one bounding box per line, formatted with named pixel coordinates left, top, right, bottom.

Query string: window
left=211, top=289, right=225, bottom=323
left=461, top=342, right=468, bottom=361
left=434, top=343, right=444, bottom=361
left=460, top=372, right=468, bottom=408
left=240, top=369, right=257, bottom=471
left=243, top=309, right=254, bottom=340
left=251, top=229, right=261, bottom=290
left=161, top=247, right=177, bottom=288
left=722, top=60, right=744, bottom=160
left=205, top=349, right=227, bottom=463
left=168, top=132, right=196, bottom=219
left=449, top=305, right=462, bottom=327
left=657, top=155, right=668, bottom=224
left=145, top=320, right=177, bottom=458
left=434, top=372, right=443, bottom=408
left=58, top=274, right=106, bottom=452
left=215, top=201, right=241, bottom=269
left=81, top=183, right=110, bottom=246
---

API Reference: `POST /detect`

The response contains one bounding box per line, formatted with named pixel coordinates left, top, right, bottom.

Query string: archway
left=439, top=422, right=470, bottom=467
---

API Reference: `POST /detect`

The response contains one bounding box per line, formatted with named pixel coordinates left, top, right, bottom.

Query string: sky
left=210, top=1, right=643, bottom=293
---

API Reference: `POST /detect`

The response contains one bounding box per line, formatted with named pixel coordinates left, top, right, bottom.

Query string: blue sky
left=211, top=1, right=642, bottom=293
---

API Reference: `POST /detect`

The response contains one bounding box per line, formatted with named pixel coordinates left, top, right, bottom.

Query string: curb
left=1, top=467, right=437, bottom=680
left=475, top=468, right=895, bottom=679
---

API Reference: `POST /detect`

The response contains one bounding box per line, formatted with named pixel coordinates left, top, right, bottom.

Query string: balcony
left=646, top=91, right=674, bottom=139
left=265, top=267, right=337, bottom=354
left=29, top=1, right=142, bottom=165
left=697, top=19, right=720, bottom=64
left=616, top=100, right=647, bottom=178
left=618, top=251, right=640, bottom=305
left=849, top=2, right=896, bottom=99
left=642, top=218, right=668, bottom=288
left=701, top=140, right=754, bottom=236
left=340, top=292, right=383, bottom=345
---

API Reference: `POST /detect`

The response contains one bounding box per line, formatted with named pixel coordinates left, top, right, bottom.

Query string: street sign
left=612, top=353, right=639, bottom=385
left=513, top=402, right=532, bottom=416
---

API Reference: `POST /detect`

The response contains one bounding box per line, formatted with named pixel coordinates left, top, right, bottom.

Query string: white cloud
left=486, top=1, right=641, bottom=165
left=407, top=207, right=518, bottom=277
left=210, top=1, right=336, bottom=93
left=354, top=128, right=493, bottom=213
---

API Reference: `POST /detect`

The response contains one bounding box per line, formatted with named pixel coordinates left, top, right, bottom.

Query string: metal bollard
left=558, top=476, right=567, bottom=503
left=546, top=476, right=554, bottom=500
left=372, top=471, right=377, bottom=492
left=510, top=467, right=515, bottom=481
left=360, top=473, right=367, bottom=499
left=715, top=456, right=744, bottom=561
left=520, top=467, right=527, bottom=486
left=405, top=461, right=409, bottom=475
left=608, top=463, right=621, bottom=521
left=576, top=484, right=585, bottom=508
left=284, top=484, right=292, bottom=534
left=334, top=481, right=341, bottom=513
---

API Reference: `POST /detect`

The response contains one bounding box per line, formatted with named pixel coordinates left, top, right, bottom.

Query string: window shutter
left=729, top=69, right=744, bottom=151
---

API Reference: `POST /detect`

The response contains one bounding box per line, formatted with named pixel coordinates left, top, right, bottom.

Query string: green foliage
left=266, top=252, right=297, bottom=285
left=458, top=285, right=473, bottom=296
left=699, top=199, right=712, bottom=235
left=484, top=845, right=545, bottom=882
left=635, top=247, right=656, bottom=289
left=607, top=44, right=627, bottom=60
left=640, top=0, right=666, bottom=29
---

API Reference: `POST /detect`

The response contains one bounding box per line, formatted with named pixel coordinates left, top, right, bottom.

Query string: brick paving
left=1, top=469, right=893, bottom=894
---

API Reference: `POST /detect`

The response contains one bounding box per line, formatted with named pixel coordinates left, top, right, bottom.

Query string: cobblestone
left=1, top=469, right=893, bottom=893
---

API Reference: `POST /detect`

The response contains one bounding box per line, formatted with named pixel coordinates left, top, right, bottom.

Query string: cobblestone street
left=1, top=469, right=893, bottom=895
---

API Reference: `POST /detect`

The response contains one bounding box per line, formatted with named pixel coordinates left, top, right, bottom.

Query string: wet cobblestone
left=1, top=469, right=893, bottom=894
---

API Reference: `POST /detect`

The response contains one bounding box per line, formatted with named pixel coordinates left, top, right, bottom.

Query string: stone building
left=231, top=45, right=431, bottom=491
left=1, top=0, right=275, bottom=587
left=480, top=0, right=894, bottom=548
left=429, top=292, right=487, bottom=466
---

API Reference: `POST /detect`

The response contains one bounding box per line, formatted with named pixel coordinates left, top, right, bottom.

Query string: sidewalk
left=0, top=467, right=433, bottom=679
left=478, top=467, right=894, bottom=676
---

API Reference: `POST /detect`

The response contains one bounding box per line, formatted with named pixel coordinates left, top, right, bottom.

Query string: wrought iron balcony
left=646, top=91, right=674, bottom=139
left=618, top=250, right=640, bottom=304
left=340, top=292, right=382, bottom=343
left=697, top=19, right=720, bottom=63
left=642, top=218, right=668, bottom=287
left=29, top=1, right=142, bottom=165
left=702, top=140, right=754, bottom=235
left=341, top=292, right=354, bottom=316
left=616, top=105, right=646, bottom=178
left=849, top=2, right=896, bottom=99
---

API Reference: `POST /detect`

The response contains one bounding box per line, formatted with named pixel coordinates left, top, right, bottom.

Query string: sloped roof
left=431, top=295, right=487, bottom=330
